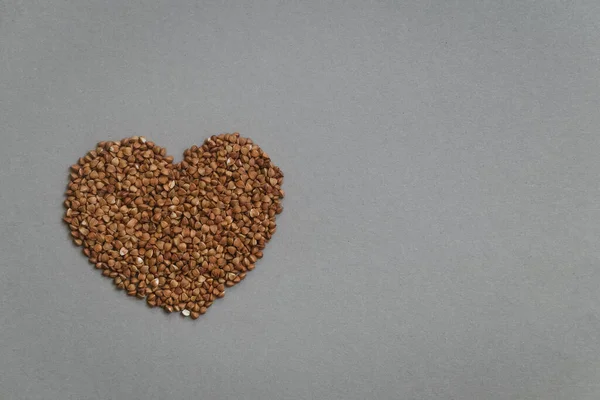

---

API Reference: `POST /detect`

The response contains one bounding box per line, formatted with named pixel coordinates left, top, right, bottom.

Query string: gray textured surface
left=2, top=1, right=600, bottom=399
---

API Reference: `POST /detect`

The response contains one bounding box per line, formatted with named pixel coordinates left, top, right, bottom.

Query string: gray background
left=1, top=1, right=600, bottom=399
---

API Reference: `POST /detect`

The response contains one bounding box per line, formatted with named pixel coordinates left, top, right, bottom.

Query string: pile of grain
left=64, top=133, right=284, bottom=319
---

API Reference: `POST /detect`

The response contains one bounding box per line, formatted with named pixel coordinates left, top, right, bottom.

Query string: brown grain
left=63, top=133, right=284, bottom=319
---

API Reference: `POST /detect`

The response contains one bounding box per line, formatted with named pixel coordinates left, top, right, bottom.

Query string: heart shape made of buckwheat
left=64, top=133, right=284, bottom=319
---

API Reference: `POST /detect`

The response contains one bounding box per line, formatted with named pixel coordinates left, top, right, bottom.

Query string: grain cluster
left=64, top=133, right=284, bottom=319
